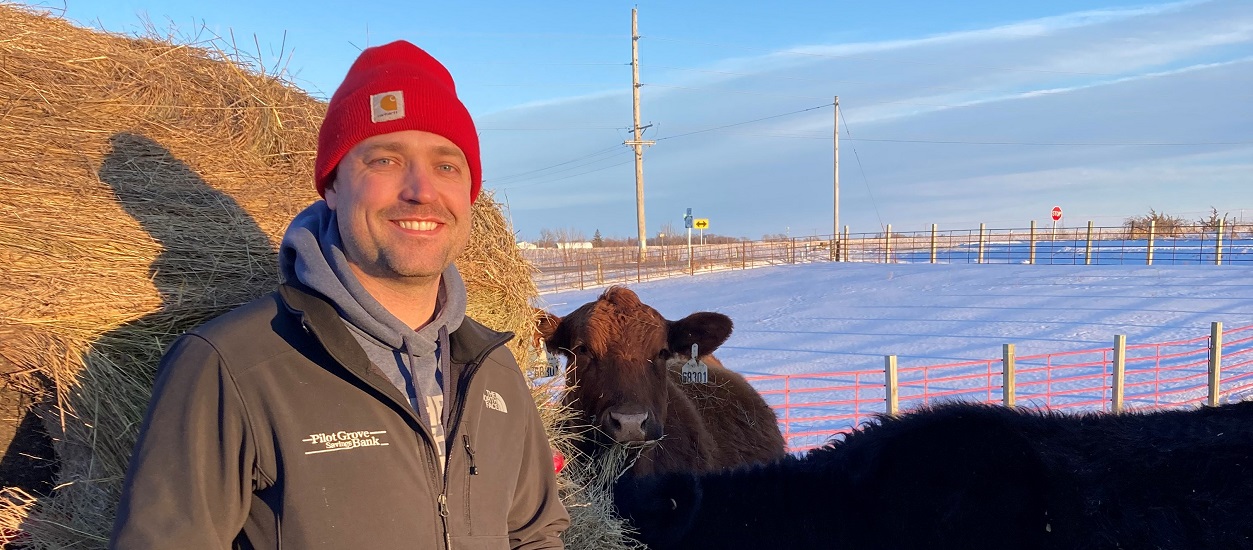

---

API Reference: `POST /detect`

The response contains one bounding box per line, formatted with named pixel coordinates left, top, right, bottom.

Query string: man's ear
left=324, top=170, right=339, bottom=209
left=668, top=312, right=733, bottom=356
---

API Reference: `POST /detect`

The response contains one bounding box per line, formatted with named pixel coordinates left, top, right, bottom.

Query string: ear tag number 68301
left=681, top=343, right=708, bottom=384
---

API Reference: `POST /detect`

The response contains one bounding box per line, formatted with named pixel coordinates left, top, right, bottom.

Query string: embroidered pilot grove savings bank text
left=302, top=430, right=391, bottom=455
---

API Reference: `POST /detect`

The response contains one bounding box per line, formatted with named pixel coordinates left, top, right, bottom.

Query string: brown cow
left=537, top=286, right=786, bottom=476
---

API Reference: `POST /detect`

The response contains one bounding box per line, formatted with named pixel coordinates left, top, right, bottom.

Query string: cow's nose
left=607, top=411, right=650, bottom=442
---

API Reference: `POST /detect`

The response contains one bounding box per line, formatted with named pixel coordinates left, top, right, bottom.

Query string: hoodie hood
left=279, top=202, right=465, bottom=345
left=278, top=202, right=466, bottom=427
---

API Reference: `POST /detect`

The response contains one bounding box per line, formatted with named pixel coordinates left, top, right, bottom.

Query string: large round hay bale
left=0, top=5, right=628, bottom=548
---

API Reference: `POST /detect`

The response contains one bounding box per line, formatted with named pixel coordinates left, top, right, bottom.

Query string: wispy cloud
left=484, top=0, right=1252, bottom=240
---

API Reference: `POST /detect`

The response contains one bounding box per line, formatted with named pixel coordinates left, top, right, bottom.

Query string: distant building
left=556, top=241, right=594, bottom=249
left=516, top=241, right=539, bottom=250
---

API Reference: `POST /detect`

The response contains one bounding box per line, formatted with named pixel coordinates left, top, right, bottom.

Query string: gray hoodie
left=278, top=201, right=466, bottom=463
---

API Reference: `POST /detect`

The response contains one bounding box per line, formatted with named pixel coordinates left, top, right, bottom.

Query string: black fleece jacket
left=110, top=284, right=568, bottom=549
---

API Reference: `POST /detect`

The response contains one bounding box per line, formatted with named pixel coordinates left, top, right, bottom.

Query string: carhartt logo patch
left=370, top=90, right=405, bottom=122
left=302, top=429, right=390, bottom=455
left=484, top=390, right=508, bottom=413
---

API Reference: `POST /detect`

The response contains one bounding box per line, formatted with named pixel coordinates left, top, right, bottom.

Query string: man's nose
left=399, top=165, right=439, bottom=204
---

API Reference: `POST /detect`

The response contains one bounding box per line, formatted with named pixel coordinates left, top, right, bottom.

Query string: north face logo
left=484, top=390, right=508, bottom=413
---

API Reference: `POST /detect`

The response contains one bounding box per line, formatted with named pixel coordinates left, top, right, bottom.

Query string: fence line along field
left=526, top=222, right=1253, bottom=294
left=749, top=321, right=1253, bottom=451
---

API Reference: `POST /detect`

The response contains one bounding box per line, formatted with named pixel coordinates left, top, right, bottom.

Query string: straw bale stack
left=0, top=4, right=634, bottom=548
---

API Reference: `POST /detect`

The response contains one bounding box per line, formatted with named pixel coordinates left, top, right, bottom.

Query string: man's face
left=325, top=130, right=473, bottom=287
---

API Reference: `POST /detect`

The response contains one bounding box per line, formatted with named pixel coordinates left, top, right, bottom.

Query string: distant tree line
left=529, top=224, right=745, bottom=248
left=1123, top=207, right=1241, bottom=237
left=528, top=207, right=1248, bottom=248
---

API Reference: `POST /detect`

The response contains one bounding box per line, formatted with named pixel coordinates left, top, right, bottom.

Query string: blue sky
left=30, top=0, right=1253, bottom=240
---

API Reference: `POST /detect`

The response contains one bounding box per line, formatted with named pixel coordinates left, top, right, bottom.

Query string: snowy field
left=537, top=262, right=1253, bottom=447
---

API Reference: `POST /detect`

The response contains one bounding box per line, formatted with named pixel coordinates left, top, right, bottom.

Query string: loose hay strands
left=0, top=4, right=626, bottom=549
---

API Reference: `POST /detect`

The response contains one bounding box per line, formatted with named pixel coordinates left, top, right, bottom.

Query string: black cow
left=614, top=400, right=1253, bottom=550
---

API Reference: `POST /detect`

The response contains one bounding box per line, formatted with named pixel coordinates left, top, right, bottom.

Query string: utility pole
left=833, top=96, right=840, bottom=245
left=626, top=8, right=655, bottom=262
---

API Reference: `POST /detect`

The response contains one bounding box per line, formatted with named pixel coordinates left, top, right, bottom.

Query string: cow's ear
left=535, top=309, right=565, bottom=348
left=668, top=312, right=733, bottom=355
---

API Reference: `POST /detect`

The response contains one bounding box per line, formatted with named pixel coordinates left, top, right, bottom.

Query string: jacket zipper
left=442, top=331, right=512, bottom=448
left=438, top=493, right=451, bottom=550
left=292, top=290, right=513, bottom=548
left=299, top=313, right=456, bottom=549
left=440, top=332, right=511, bottom=542
left=463, top=434, right=478, bottom=475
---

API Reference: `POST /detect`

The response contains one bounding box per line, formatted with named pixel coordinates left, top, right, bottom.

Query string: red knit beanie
left=315, top=40, right=481, bottom=203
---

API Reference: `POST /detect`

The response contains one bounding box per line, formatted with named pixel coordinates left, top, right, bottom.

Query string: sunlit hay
left=528, top=372, right=645, bottom=550
left=559, top=445, right=650, bottom=550
left=0, top=4, right=575, bottom=548
left=465, top=191, right=546, bottom=375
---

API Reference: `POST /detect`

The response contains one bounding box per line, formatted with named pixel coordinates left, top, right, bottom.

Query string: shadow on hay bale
left=3, top=130, right=256, bottom=516
left=3, top=133, right=282, bottom=546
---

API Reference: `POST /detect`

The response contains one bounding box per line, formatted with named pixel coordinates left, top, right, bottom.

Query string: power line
left=488, top=146, right=631, bottom=186
left=495, top=157, right=635, bottom=190
left=469, top=62, right=628, bottom=67
left=655, top=102, right=834, bottom=141
left=840, top=107, right=885, bottom=232
left=642, top=83, right=831, bottom=102
left=479, top=126, right=625, bottom=130
left=486, top=144, right=623, bottom=182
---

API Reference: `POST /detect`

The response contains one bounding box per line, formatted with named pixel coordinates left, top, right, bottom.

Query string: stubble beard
left=377, top=235, right=467, bottom=281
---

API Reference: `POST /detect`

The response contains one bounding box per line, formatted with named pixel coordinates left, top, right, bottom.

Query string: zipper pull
left=438, top=493, right=449, bottom=517
left=463, top=434, right=478, bottom=475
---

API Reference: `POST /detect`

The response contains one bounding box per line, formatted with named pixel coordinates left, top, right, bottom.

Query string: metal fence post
left=842, top=225, right=850, bottom=261
left=1216, top=219, right=1225, bottom=266
left=1029, top=220, right=1036, bottom=265
left=1112, top=334, right=1126, bottom=413
left=1003, top=343, right=1016, bottom=408
left=1146, top=220, right=1155, bottom=266
left=1209, top=321, right=1223, bottom=406
left=930, top=223, right=938, bottom=264
left=578, top=259, right=585, bottom=290
left=842, top=226, right=852, bottom=264
left=978, top=223, right=986, bottom=264
left=1085, top=221, right=1094, bottom=265
left=783, top=376, right=792, bottom=448
left=884, top=224, right=892, bottom=264
left=885, top=354, right=899, bottom=415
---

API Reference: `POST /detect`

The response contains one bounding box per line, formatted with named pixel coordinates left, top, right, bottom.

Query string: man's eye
left=437, top=163, right=458, bottom=172
left=369, top=158, right=396, bottom=166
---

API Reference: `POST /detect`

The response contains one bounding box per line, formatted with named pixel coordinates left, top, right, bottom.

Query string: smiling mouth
left=396, top=220, right=440, bottom=231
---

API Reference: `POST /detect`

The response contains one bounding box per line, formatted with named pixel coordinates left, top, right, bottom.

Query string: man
left=111, top=40, right=569, bottom=549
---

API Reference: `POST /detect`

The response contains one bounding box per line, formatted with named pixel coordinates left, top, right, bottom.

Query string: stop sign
left=1051, top=206, right=1063, bottom=222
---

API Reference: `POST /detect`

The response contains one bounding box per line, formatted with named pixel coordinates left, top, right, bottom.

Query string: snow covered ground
left=537, top=262, right=1253, bottom=447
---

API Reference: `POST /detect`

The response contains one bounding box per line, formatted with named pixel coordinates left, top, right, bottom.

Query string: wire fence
left=523, top=222, right=1253, bottom=294
left=749, top=322, right=1253, bottom=452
